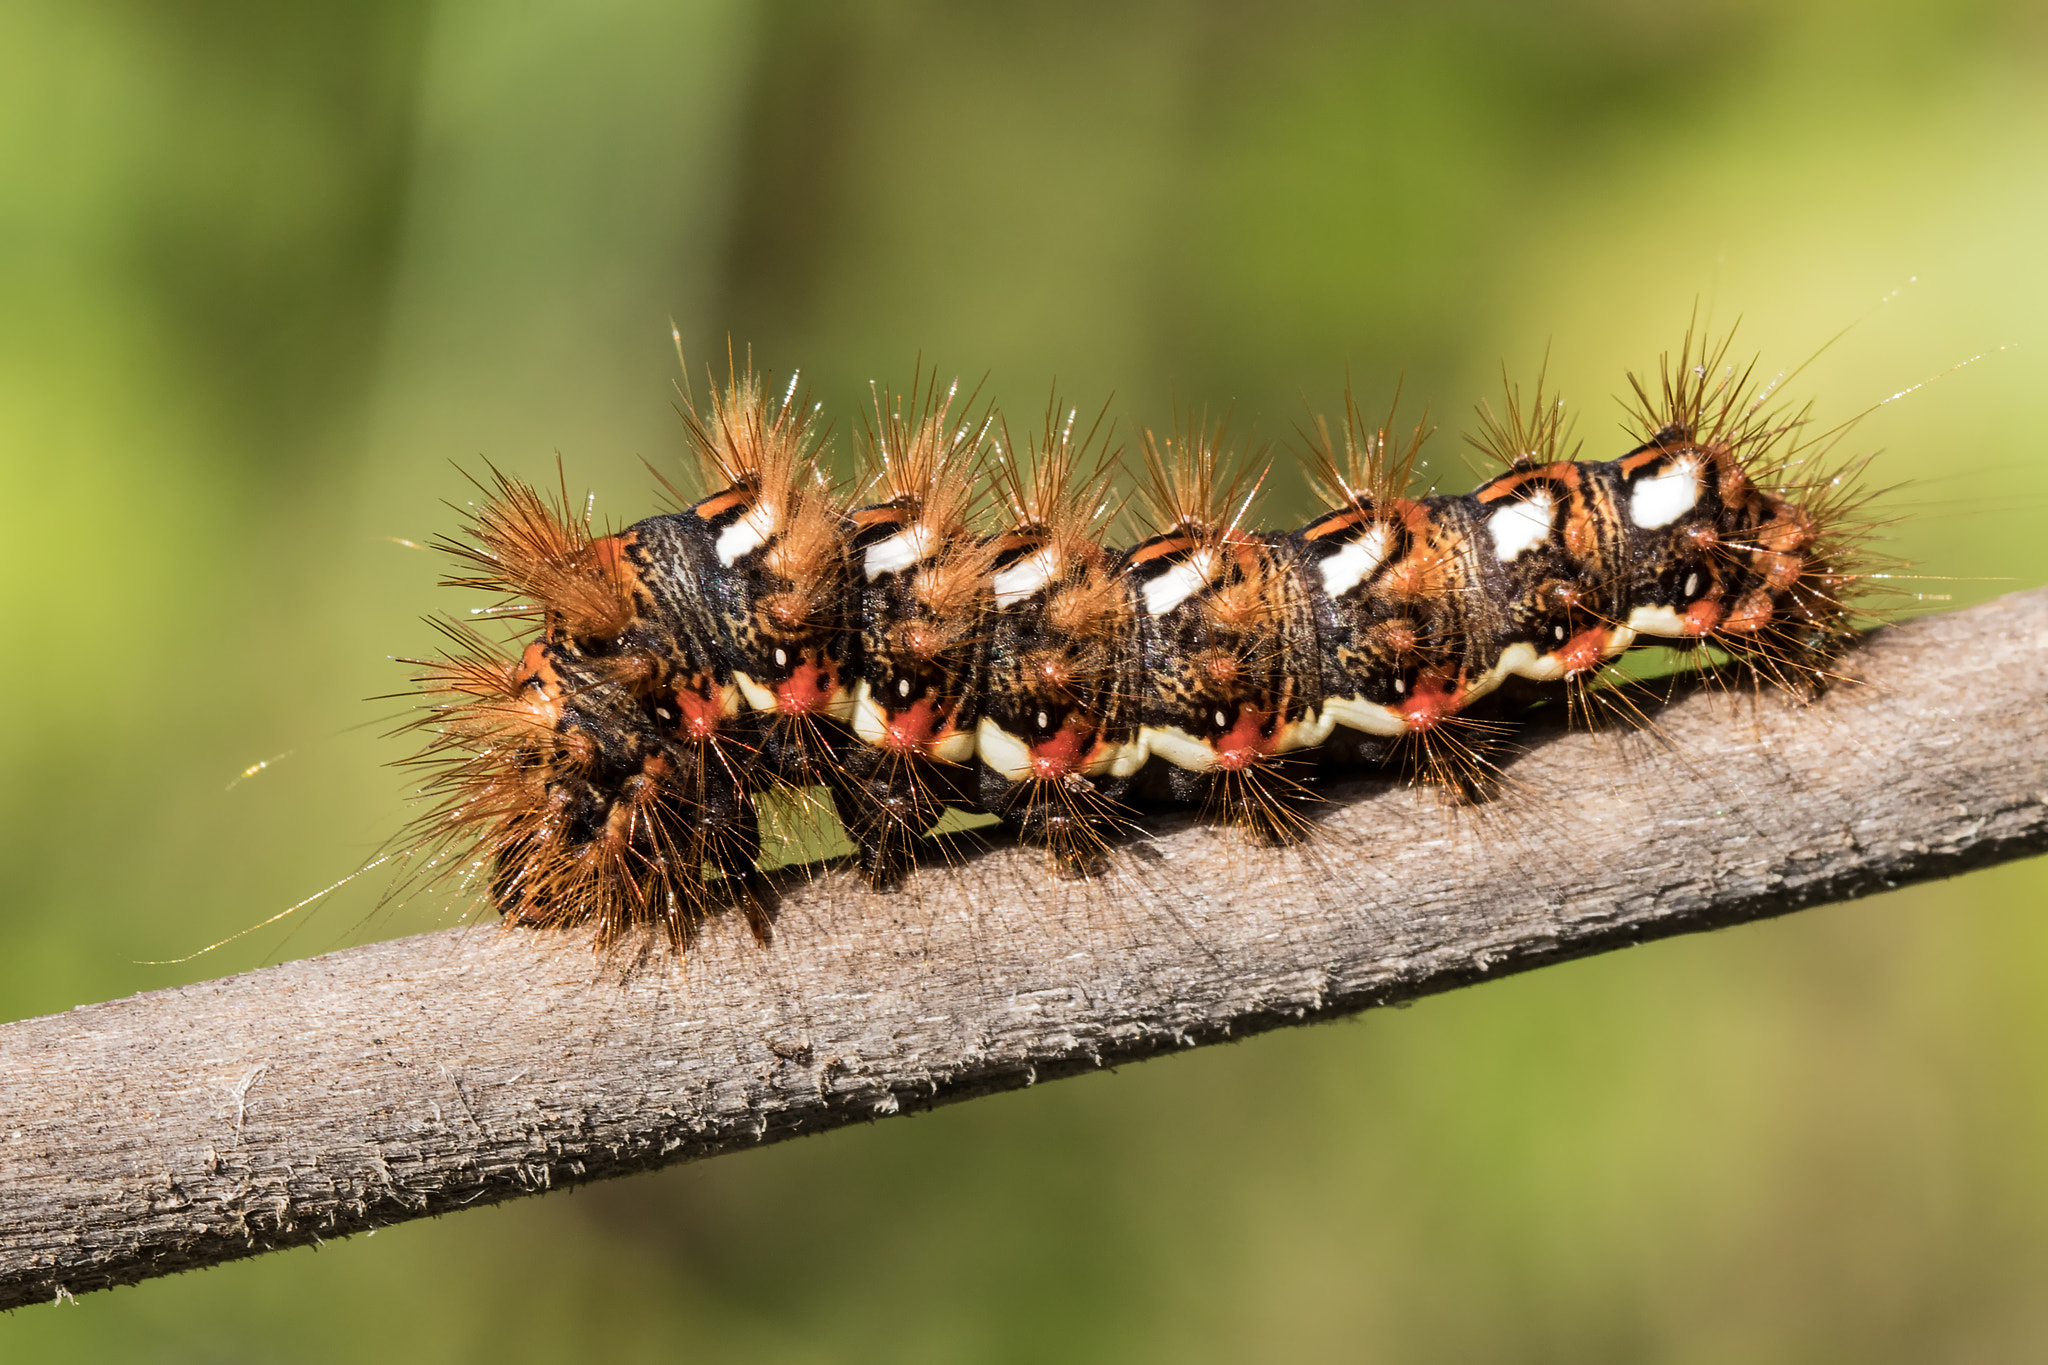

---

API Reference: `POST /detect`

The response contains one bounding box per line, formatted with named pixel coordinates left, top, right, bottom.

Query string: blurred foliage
left=2, top=0, right=2045, bottom=1359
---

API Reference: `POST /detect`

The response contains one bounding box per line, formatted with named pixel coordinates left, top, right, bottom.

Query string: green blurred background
left=4, top=0, right=2046, bottom=1358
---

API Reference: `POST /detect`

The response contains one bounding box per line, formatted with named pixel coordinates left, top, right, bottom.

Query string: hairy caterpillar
left=404, top=330, right=1872, bottom=947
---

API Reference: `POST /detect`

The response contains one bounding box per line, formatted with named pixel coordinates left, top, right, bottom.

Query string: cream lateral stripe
left=851, top=682, right=885, bottom=745
left=1485, top=640, right=1562, bottom=685
left=1446, top=662, right=1504, bottom=709
left=1077, top=738, right=1129, bottom=779
left=733, top=671, right=776, bottom=712
left=931, top=730, right=976, bottom=763
left=1319, top=694, right=1409, bottom=737
left=1106, top=733, right=1151, bottom=778
left=1272, top=711, right=1337, bottom=753
left=1626, top=604, right=1689, bottom=637
left=975, top=718, right=1032, bottom=781
left=1141, top=725, right=1219, bottom=773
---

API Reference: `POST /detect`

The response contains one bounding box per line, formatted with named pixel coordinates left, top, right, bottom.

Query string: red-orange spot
left=1029, top=717, right=1094, bottom=779
left=1683, top=598, right=1724, bottom=636
left=775, top=658, right=838, bottom=716
left=676, top=682, right=727, bottom=739
left=1555, top=627, right=1610, bottom=676
left=880, top=696, right=959, bottom=753
left=1214, top=705, right=1275, bottom=770
left=1401, top=672, right=1463, bottom=732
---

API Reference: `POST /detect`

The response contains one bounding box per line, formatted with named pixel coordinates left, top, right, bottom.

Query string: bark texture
left=4, top=589, right=2046, bottom=1309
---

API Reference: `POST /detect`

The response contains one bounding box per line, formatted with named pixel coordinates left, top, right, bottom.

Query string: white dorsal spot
left=1318, top=523, right=1393, bottom=598
left=1630, top=457, right=1701, bottom=529
left=1141, top=547, right=1219, bottom=616
left=714, top=501, right=780, bottom=567
left=863, top=522, right=941, bottom=579
left=1626, top=604, right=1688, bottom=637
left=897, top=677, right=912, bottom=699
left=1488, top=490, right=1555, bottom=561
left=774, top=648, right=788, bottom=668
left=991, top=546, right=1061, bottom=608
left=1683, top=571, right=1699, bottom=599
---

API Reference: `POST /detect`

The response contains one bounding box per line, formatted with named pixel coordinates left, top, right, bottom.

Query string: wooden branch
left=4, top=589, right=2045, bottom=1309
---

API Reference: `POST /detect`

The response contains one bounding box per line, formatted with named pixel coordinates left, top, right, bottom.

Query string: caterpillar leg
left=980, top=769, right=1130, bottom=878
left=829, top=755, right=969, bottom=890
left=1129, top=755, right=1320, bottom=845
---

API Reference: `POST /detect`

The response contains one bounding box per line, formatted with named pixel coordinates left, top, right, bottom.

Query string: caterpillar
left=404, top=329, right=1872, bottom=948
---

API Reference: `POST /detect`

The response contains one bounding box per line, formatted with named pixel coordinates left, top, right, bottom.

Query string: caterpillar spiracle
left=403, top=329, right=1874, bottom=948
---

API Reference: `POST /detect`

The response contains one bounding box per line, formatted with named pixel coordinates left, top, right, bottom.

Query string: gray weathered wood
left=3, top=589, right=2045, bottom=1309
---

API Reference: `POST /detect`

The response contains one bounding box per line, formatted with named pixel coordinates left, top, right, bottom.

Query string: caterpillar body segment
left=974, top=432, right=1141, bottom=873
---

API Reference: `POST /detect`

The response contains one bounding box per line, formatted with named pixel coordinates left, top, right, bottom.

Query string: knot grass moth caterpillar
left=401, top=328, right=1881, bottom=950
